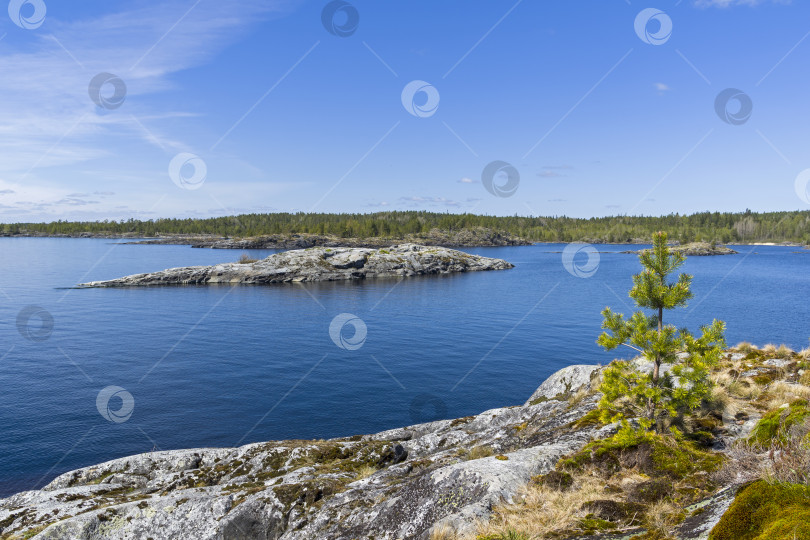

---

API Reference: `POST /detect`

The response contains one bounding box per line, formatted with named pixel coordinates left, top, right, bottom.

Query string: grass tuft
left=237, top=253, right=258, bottom=264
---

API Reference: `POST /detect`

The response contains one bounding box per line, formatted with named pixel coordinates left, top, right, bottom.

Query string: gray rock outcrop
left=523, top=365, right=601, bottom=406
left=76, top=244, right=513, bottom=288
left=0, top=365, right=606, bottom=540
left=622, top=242, right=737, bottom=256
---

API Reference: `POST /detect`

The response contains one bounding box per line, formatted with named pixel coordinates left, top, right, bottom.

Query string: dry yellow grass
left=453, top=354, right=810, bottom=539
left=726, top=380, right=762, bottom=400
left=468, top=474, right=639, bottom=539
left=644, top=499, right=684, bottom=539
left=468, top=445, right=495, bottom=460
left=761, top=343, right=778, bottom=355
left=763, top=381, right=810, bottom=410
left=430, top=522, right=458, bottom=540
left=237, top=252, right=258, bottom=264
left=733, top=341, right=757, bottom=353
left=354, top=464, right=378, bottom=481
left=774, top=344, right=794, bottom=358
left=567, top=386, right=590, bottom=407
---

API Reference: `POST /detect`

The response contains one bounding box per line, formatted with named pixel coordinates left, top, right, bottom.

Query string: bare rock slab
left=77, top=244, right=514, bottom=287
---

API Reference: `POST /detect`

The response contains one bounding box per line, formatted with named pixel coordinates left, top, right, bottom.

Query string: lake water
left=1, top=239, right=808, bottom=496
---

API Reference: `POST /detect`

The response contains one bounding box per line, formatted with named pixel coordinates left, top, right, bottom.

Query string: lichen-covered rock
left=0, top=366, right=615, bottom=540
left=76, top=244, right=513, bottom=287
left=524, top=364, right=600, bottom=406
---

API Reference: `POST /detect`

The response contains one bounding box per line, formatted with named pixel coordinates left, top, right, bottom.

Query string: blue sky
left=0, top=0, right=808, bottom=222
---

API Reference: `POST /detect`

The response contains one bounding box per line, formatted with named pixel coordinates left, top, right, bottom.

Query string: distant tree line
left=3, top=209, right=810, bottom=244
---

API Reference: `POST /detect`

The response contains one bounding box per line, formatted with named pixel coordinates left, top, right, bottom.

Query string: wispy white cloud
left=0, top=0, right=295, bottom=219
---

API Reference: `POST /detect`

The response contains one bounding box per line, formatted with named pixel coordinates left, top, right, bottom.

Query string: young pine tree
left=597, top=231, right=726, bottom=433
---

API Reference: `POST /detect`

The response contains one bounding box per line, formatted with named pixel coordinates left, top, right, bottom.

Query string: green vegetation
left=558, top=428, right=723, bottom=482
left=4, top=209, right=810, bottom=243
left=709, top=481, right=810, bottom=540
left=597, top=232, right=726, bottom=432
left=748, top=400, right=810, bottom=447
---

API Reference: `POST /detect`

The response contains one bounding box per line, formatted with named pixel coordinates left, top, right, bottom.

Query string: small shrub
left=237, top=253, right=258, bottom=264
left=711, top=439, right=763, bottom=487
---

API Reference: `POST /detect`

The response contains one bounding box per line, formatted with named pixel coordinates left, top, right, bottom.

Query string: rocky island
left=1, top=345, right=808, bottom=539
left=76, top=244, right=513, bottom=288
left=622, top=242, right=738, bottom=256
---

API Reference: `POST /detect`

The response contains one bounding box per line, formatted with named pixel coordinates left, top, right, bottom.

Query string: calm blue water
left=0, top=239, right=808, bottom=496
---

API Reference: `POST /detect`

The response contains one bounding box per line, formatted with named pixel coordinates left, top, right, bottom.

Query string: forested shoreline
left=2, top=210, right=809, bottom=245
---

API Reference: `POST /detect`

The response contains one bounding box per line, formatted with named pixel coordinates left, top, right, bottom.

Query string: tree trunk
left=653, top=306, right=663, bottom=384
left=651, top=306, right=664, bottom=432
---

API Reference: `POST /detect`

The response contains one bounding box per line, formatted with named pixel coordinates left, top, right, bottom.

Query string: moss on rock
left=709, top=480, right=810, bottom=540
left=747, top=399, right=810, bottom=447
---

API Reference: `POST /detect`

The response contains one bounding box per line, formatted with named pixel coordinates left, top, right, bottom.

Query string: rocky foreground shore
left=0, top=355, right=769, bottom=540
left=0, top=367, right=608, bottom=539
left=77, top=244, right=513, bottom=288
